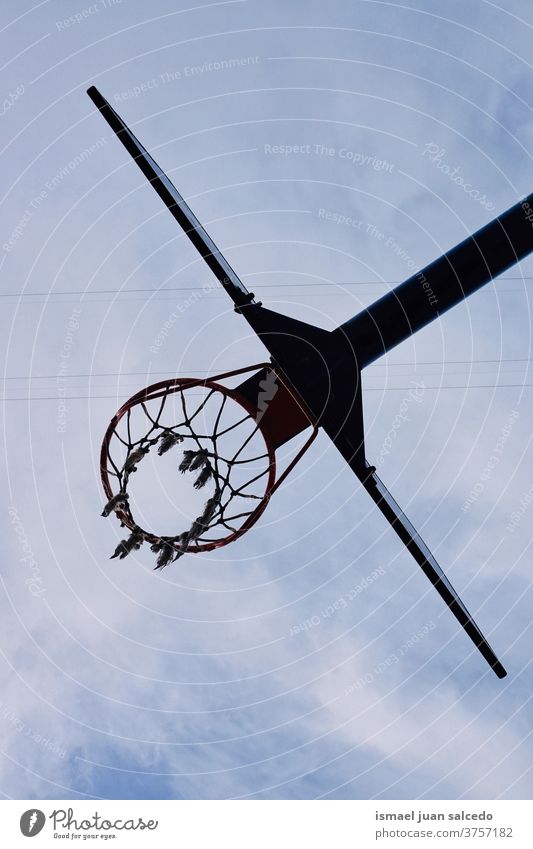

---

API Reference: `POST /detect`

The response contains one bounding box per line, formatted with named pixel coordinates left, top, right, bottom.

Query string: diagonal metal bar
left=87, top=86, right=256, bottom=311
left=335, top=194, right=533, bottom=367
left=358, top=463, right=507, bottom=678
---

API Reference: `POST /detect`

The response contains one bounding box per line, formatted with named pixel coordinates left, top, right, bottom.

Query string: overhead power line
left=3, top=356, right=533, bottom=383
left=2, top=382, right=533, bottom=402
left=2, top=275, right=533, bottom=301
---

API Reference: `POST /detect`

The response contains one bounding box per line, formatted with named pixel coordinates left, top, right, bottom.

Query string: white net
left=101, top=380, right=275, bottom=569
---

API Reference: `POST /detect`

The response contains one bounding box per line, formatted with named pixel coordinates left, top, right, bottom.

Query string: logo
left=255, top=370, right=278, bottom=423
left=20, top=809, right=46, bottom=837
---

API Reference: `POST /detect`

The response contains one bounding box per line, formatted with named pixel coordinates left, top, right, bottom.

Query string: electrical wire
left=2, top=275, right=533, bottom=301
left=3, top=356, right=533, bottom=382
left=2, top=383, right=533, bottom=402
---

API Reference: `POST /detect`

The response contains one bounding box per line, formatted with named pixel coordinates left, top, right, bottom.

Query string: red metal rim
left=100, top=364, right=286, bottom=553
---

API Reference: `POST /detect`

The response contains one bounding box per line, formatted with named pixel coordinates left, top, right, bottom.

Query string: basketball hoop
left=89, top=85, right=514, bottom=675
left=100, top=364, right=318, bottom=568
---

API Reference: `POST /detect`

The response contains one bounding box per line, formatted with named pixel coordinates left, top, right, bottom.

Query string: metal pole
left=335, top=196, right=533, bottom=367
left=86, top=86, right=257, bottom=312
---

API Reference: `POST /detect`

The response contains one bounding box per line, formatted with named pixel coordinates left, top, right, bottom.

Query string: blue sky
left=1, top=0, right=533, bottom=799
